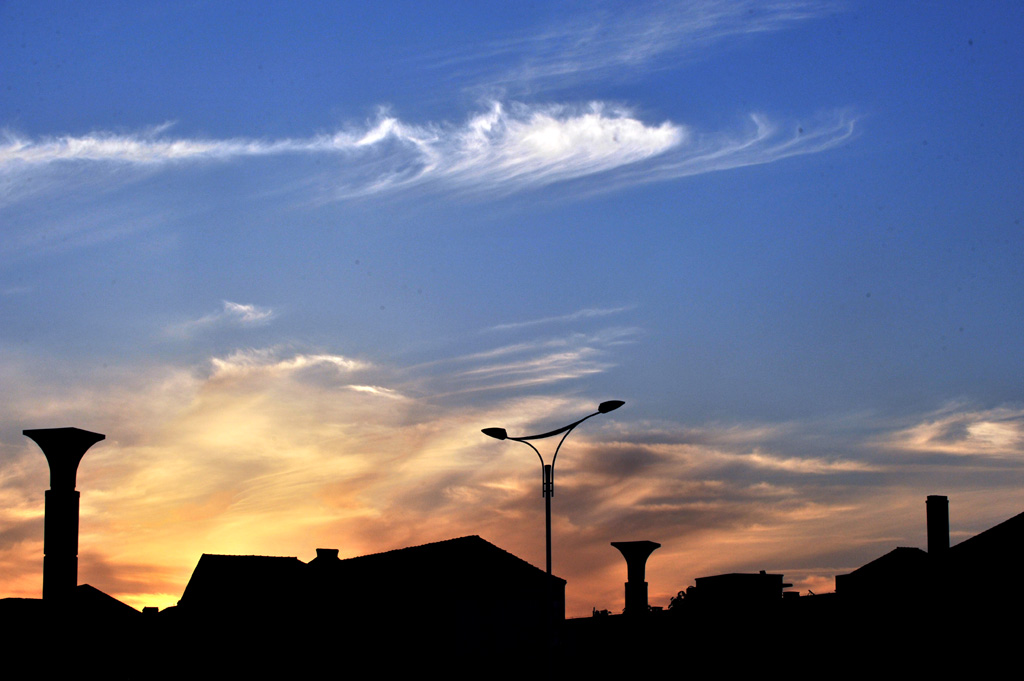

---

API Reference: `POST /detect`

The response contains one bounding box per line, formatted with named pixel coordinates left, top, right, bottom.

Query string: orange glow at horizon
left=2, top=351, right=1024, bottom=616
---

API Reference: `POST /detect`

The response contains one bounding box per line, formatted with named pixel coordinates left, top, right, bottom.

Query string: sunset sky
left=2, top=1, right=1022, bottom=615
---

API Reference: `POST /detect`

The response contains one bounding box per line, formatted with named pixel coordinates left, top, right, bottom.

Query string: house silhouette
left=162, top=535, right=565, bottom=670
left=836, top=497, right=1024, bottom=608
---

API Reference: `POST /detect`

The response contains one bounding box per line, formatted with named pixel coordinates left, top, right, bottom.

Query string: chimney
left=926, top=495, right=949, bottom=556
left=23, top=427, right=105, bottom=601
left=611, top=540, right=661, bottom=616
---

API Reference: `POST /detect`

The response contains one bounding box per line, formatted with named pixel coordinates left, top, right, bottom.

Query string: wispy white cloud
left=455, top=347, right=610, bottom=380
left=425, top=326, right=641, bottom=397
left=448, top=0, right=842, bottom=92
left=221, top=301, right=274, bottom=324
left=879, top=405, right=1024, bottom=458
left=436, top=102, right=682, bottom=192
left=604, top=110, right=856, bottom=193
left=347, top=385, right=406, bottom=400
left=485, top=306, right=633, bottom=332
left=208, top=347, right=368, bottom=379
left=0, top=123, right=368, bottom=165
left=1, top=102, right=855, bottom=201
left=167, top=301, right=275, bottom=337
left=727, top=449, right=880, bottom=474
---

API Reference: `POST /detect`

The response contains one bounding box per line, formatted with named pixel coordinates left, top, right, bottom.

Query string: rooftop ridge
left=199, top=553, right=301, bottom=559
left=337, top=534, right=486, bottom=561
left=337, top=535, right=565, bottom=582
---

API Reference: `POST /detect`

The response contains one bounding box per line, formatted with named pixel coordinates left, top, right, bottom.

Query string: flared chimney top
left=23, top=427, right=105, bottom=490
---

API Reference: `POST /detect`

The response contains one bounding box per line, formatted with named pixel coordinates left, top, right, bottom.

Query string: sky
left=1, top=1, right=1022, bottom=615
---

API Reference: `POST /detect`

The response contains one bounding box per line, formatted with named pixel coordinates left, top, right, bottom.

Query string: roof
left=335, top=535, right=565, bottom=584
left=842, top=547, right=929, bottom=579
left=75, top=583, right=141, bottom=617
left=177, top=535, right=564, bottom=614
left=949, top=510, right=1024, bottom=562
left=835, top=546, right=931, bottom=596
left=0, top=585, right=138, bottom=621
left=178, top=554, right=305, bottom=609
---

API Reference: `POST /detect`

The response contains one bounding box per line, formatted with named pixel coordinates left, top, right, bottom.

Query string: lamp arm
left=511, top=438, right=545, bottom=469
left=511, top=411, right=600, bottom=442
left=551, top=411, right=600, bottom=468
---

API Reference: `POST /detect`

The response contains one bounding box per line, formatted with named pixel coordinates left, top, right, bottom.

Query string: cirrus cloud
left=166, top=301, right=275, bottom=338
left=1, top=101, right=855, bottom=202
left=878, top=405, right=1024, bottom=458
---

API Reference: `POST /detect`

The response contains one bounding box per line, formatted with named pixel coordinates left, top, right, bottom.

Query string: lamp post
left=482, top=400, right=624, bottom=576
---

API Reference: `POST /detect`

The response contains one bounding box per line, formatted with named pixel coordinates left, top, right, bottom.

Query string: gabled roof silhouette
left=74, top=583, right=141, bottom=617
left=948, top=510, right=1024, bottom=561
left=179, top=553, right=304, bottom=609
left=836, top=506, right=1024, bottom=603
left=333, top=534, right=565, bottom=583
left=177, top=535, right=564, bottom=616
left=944, top=510, right=1024, bottom=599
left=0, top=583, right=139, bottom=618
left=834, top=546, right=930, bottom=598
left=172, top=533, right=566, bottom=662
left=843, top=546, right=929, bottom=578
left=303, top=535, right=565, bottom=618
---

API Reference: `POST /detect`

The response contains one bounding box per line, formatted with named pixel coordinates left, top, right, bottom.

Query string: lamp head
left=482, top=427, right=508, bottom=440
left=598, top=400, right=625, bottom=414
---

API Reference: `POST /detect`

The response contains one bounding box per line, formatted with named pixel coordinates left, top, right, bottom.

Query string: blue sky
left=2, top=1, right=1022, bottom=614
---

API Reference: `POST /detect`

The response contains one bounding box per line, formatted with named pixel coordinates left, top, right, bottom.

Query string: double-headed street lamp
left=482, top=400, right=624, bottom=576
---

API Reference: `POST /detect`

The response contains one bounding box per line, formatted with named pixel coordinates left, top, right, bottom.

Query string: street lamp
left=482, top=400, right=624, bottom=576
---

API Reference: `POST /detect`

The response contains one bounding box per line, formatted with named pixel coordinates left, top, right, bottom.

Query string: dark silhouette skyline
left=4, top=425, right=1023, bottom=675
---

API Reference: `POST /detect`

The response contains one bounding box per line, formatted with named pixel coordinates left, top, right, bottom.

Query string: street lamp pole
left=482, top=400, right=624, bottom=576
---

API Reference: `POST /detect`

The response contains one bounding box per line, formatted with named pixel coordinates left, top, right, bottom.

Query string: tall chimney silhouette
left=24, top=427, right=105, bottom=601
left=611, top=540, right=661, bottom=616
left=926, top=495, right=949, bottom=556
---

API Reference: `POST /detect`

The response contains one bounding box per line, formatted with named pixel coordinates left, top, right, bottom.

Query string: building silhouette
left=169, top=535, right=564, bottom=665
left=565, top=495, right=1024, bottom=673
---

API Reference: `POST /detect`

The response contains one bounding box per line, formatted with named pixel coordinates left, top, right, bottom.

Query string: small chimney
left=926, top=495, right=949, bottom=556
left=315, top=548, right=340, bottom=560
left=23, top=427, right=105, bottom=601
left=611, top=540, right=661, bottom=616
